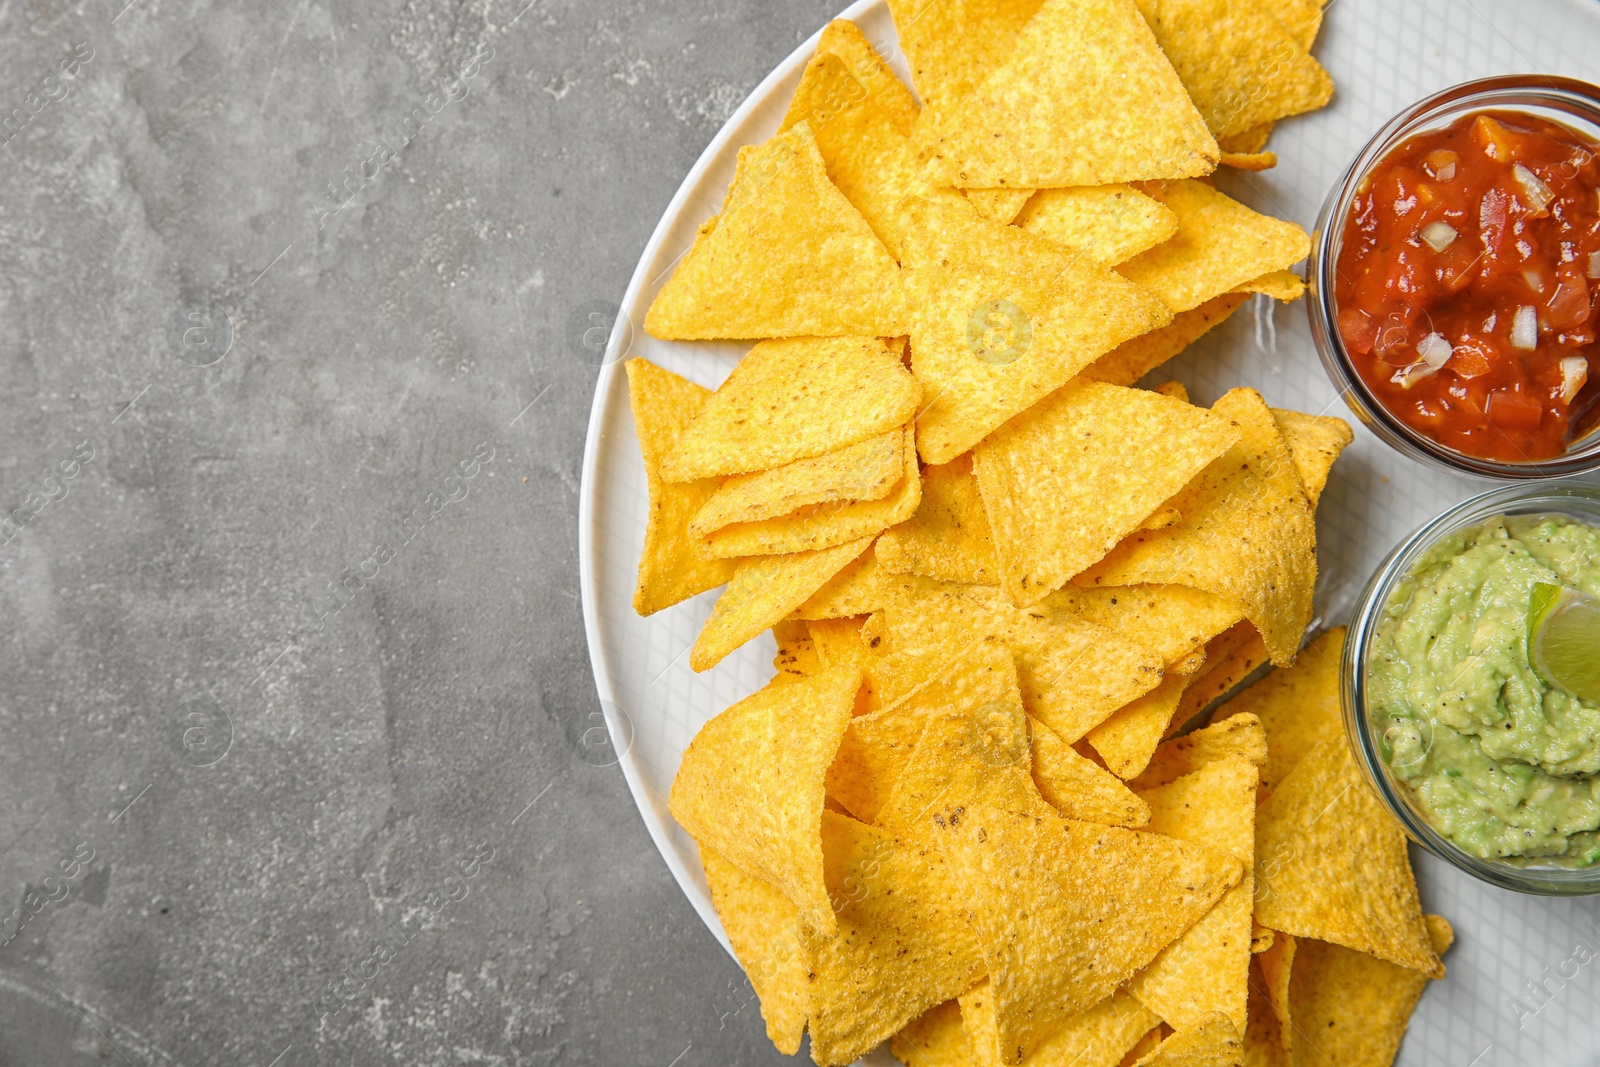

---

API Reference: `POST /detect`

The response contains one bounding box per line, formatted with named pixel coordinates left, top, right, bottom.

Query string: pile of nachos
left=623, top=2, right=1453, bottom=1065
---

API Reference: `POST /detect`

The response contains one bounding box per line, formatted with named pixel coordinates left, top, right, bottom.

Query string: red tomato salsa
left=1335, top=110, right=1600, bottom=461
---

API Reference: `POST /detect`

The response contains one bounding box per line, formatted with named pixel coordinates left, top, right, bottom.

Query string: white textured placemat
left=580, top=2, right=1600, bottom=1062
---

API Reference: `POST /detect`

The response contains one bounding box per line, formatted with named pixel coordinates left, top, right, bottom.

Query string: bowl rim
left=1307, top=74, right=1600, bottom=481
left=1343, top=479, right=1600, bottom=895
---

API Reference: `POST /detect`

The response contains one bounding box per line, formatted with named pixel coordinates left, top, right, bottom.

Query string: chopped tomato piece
left=1486, top=389, right=1544, bottom=431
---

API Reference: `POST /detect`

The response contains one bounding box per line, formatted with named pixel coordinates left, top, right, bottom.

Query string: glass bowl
left=1344, top=481, right=1600, bottom=895
left=1308, top=75, right=1600, bottom=480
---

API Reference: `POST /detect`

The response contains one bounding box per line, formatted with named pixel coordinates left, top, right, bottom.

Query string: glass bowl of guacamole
left=1346, top=481, right=1600, bottom=894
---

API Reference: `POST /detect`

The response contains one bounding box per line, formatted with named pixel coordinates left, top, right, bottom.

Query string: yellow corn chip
left=877, top=453, right=1000, bottom=585
left=1051, top=584, right=1242, bottom=671
left=888, top=0, right=1045, bottom=114
left=902, top=196, right=1173, bottom=464
left=1286, top=916, right=1453, bottom=1067
left=1119, top=181, right=1311, bottom=314
left=1253, top=738, right=1443, bottom=977
left=1275, top=0, right=1325, bottom=50
left=626, top=359, right=738, bottom=615
left=1271, top=408, right=1353, bottom=507
left=701, top=847, right=809, bottom=1054
left=1219, top=121, right=1274, bottom=154
left=1152, top=380, right=1190, bottom=402
left=1119, top=1027, right=1165, bottom=1067
left=1130, top=713, right=1268, bottom=791
left=1220, top=150, right=1277, bottom=171
left=825, top=702, right=923, bottom=823
left=916, top=0, right=1219, bottom=189
left=645, top=122, right=907, bottom=339
left=1169, top=621, right=1271, bottom=728
left=1086, top=671, right=1192, bottom=780
left=804, top=811, right=987, bottom=1066
left=690, top=430, right=904, bottom=538
left=1219, top=626, right=1344, bottom=800
left=968, top=187, right=1036, bottom=224
left=1031, top=716, right=1152, bottom=827
left=1251, top=921, right=1276, bottom=954
left=807, top=616, right=870, bottom=671
left=891, top=1000, right=971, bottom=1067
left=773, top=619, right=822, bottom=682
left=1133, top=0, right=1333, bottom=139
left=926, top=805, right=1241, bottom=1064
left=814, top=18, right=918, bottom=135
left=1131, top=1013, right=1243, bottom=1067
left=1255, top=930, right=1294, bottom=1051
left=974, top=380, right=1241, bottom=605
left=1128, top=756, right=1259, bottom=1033
left=692, top=536, right=875, bottom=671
left=702, top=427, right=921, bottom=558
left=1243, top=957, right=1289, bottom=1067
left=962, top=982, right=1161, bottom=1067
left=1082, top=293, right=1250, bottom=387
left=793, top=543, right=892, bottom=620
left=1017, top=185, right=1180, bottom=267
left=666, top=335, right=920, bottom=480
left=1232, top=269, right=1305, bottom=301
left=1076, top=388, right=1317, bottom=666
left=670, top=665, right=860, bottom=931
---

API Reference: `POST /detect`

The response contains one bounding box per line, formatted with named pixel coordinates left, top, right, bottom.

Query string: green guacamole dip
left=1369, top=514, right=1600, bottom=865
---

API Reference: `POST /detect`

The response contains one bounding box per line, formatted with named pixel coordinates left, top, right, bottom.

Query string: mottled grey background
left=0, top=1, right=835, bottom=1063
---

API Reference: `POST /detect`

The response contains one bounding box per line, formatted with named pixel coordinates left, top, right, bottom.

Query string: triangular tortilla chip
left=888, top=0, right=1045, bottom=114
left=974, top=380, right=1241, bottom=605
left=1132, top=1014, right=1243, bottom=1067
left=1082, top=293, right=1249, bottom=387
left=803, top=811, right=987, bottom=1066
left=692, top=536, right=876, bottom=671
left=793, top=543, right=891, bottom=620
left=811, top=18, right=919, bottom=136
left=1017, top=185, right=1179, bottom=267
left=1220, top=120, right=1274, bottom=154
left=1243, top=956, right=1289, bottom=1067
left=1128, top=756, right=1259, bottom=1033
left=625, top=359, right=738, bottom=615
left=690, top=430, right=904, bottom=537
left=891, top=1000, right=971, bottom=1067
left=701, top=847, right=809, bottom=1054
left=670, top=666, right=860, bottom=930
left=1275, top=0, right=1325, bottom=50
left=916, top=0, right=1219, bottom=189
left=1253, top=738, right=1443, bottom=977
left=1169, top=621, right=1270, bottom=728
left=901, top=196, right=1173, bottom=464
left=968, top=187, right=1036, bottom=224
left=1221, top=149, right=1277, bottom=171
left=1031, top=715, right=1151, bottom=827
left=926, top=806, right=1240, bottom=1063
left=773, top=619, right=822, bottom=682
left=1219, top=626, right=1344, bottom=800
left=1120, top=1027, right=1165, bottom=1067
left=645, top=122, right=907, bottom=339
left=1255, top=930, right=1295, bottom=1051
left=1086, top=671, right=1193, bottom=780
left=1050, top=584, right=1243, bottom=670
left=1133, top=0, right=1333, bottom=138
left=877, top=453, right=1001, bottom=585
left=962, top=982, right=1160, bottom=1067
left=1286, top=917, right=1453, bottom=1067
left=807, top=617, right=871, bottom=671
left=1271, top=409, right=1352, bottom=507
left=666, top=335, right=919, bottom=480
left=1130, top=713, right=1268, bottom=791
left=1076, top=388, right=1317, bottom=666
left=1233, top=270, right=1305, bottom=302
left=825, top=702, right=923, bottom=823
left=1118, top=181, right=1311, bottom=314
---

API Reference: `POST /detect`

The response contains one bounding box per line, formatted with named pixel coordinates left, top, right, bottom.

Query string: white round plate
left=580, top=3, right=1600, bottom=1062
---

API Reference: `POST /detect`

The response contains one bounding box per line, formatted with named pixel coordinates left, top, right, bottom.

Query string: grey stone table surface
left=0, top=1, right=839, bottom=1063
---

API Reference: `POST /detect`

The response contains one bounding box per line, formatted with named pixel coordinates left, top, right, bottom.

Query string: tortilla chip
left=1275, top=0, right=1325, bottom=50
left=1076, top=388, right=1317, bottom=666
left=773, top=619, right=822, bottom=681
left=1130, top=713, right=1268, bottom=791
left=887, top=0, right=1044, bottom=114
left=916, top=0, right=1219, bottom=189
left=1251, top=923, right=1276, bottom=954
left=1120, top=1027, right=1166, bottom=1067
left=1253, top=738, right=1443, bottom=977
left=1133, top=0, right=1333, bottom=139
left=793, top=543, right=892, bottom=620
left=626, top=359, right=739, bottom=615
left=803, top=811, right=987, bottom=1066
left=974, top=380, right=1241, bottom=605
left=877, top=453, right=1001, bottom=585
left=692, top=536, right=875, bottom=671
left=701, top=848, right=809, bottom=1054
left=690, top=430, right=904, bottom=537
left=1119, top=181, right=1311, bottom=314
left=1152, top=381, right=1190, bottom=402
left=807, top=616, right=870, bottom=670
left=814, top=18, right=918, bottom=135
left=645, top=122, right=907, bottom=339
left=670, top=665, right=859, bottom=930
left=1243, top=957, right=1289, bottom=1067
left=902, top=197, right=1173, bottom=464
left=1031, top=716, right=1152, bottom=827
left=891, top=1000, right=971, bottom=1067
left=825, top=701, right=924, bottom=823
left=1220, top=121, right=1274, bottom=154
left=1085, top=671, right=1192, bottom=780
left=969, top=187, right=1036, bottom=224
left=962, top=983, right=1161, bottom=1067
left=1286, top=917, right=1453, bottom=1067
left=926, top=806, right=1241, bottom=1064
left=1255, top=930, right=1294, bottom=1051
left=1017, top=185, right=1180, bottom=267
left=1056, top=584, right=1244, bottom=676
left=1232, top=269, right=1304, bottom=301
left=702, top=427, right=921, bottom=558
left=1082, top=293, right=1249, bottom=387
left=1128, top=757, right=1258, bottom=1032
left=1131, top=1014, right=1243, bottom=1067
left=666, top=335, right=920, bottom=480
left=1170, top=621, right=1271, bottom=728
left=1219, top=626, right=1344, bottom=801
left=1220, top=150, right=1277, bottom=171
left=1271, top=408, right=1353, bottom=507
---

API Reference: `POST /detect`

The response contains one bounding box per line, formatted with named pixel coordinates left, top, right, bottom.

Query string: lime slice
left=1528, top=582, right=1600, bottom=702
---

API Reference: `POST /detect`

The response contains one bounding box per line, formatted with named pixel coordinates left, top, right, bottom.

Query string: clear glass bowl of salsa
left=1344, top=481, right=1600, bottom=895
left=1309, top=76, right=1600, bottom=478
